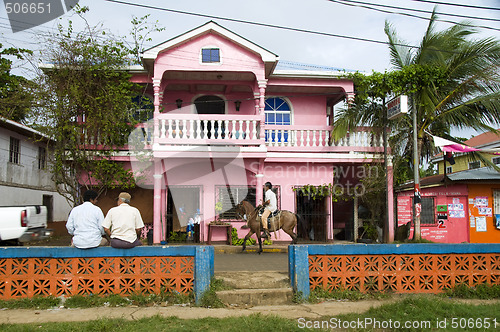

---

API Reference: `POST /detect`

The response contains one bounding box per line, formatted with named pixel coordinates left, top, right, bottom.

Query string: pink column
left=161, top=183, right=166, bottom=242
left=255, top=159, right=265, bottom=206
left=387, top=165, right=395, bottom=242
left=153, top=79, right=161, bottom=143
left=153, top=160, right=162, bottom=244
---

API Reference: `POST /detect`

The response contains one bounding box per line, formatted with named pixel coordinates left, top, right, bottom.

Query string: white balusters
left=318, top=130, right=323, bottom=147
left=196, top=120, right=201, bottom=139
left=224, top=120, right=229, bottom=140
left=312, top=130, right=317, bottom=147
left=252, top=120, right=257, bottom=140
left=189, top=119, right=194, bottom=139
left=245, top=120, right=250, bottom=140
left=306, top=130, right=310, bottom=146
left=203, top=120, right=208, bottom=139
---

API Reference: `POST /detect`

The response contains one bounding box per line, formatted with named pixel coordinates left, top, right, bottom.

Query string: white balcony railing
left=264, top=125, right=384, bottom=151
left=137, top=114, right=384, bottom=153
left=156, top=114, right=262, bottom=146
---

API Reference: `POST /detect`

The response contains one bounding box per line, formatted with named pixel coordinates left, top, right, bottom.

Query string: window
left=469, top=161, right=481, bottom=169
left=216, top=186, right=256, bottom=220
left=265, top=98, right=291, bottom=125
left=446, top=166, right=453, bottom=174
left=201, top=48, right=220, bottom=63
left=492, top=157, right=500, bottom=165
left=38, top=147, right=46, bottom=169
left=265, top=97, right=291, bottom=143
left=9, top=137, right=20, bottom=164
left=420, top=197, right=436, bottom=225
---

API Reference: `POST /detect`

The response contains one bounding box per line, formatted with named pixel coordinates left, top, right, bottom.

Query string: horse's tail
left=295, top=213, right=309, bottom=240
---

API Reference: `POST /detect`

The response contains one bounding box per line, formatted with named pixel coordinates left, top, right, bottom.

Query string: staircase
left=215, top=271, right=293, bottom=307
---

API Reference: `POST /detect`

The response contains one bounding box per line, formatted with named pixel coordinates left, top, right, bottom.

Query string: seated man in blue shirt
left=66, top=190, right=108, bottom=249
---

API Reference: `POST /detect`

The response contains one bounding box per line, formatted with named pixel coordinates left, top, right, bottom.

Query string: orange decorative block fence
left=0, top=246, right=214, bottom=304
left=289, top=244, right=500, bottom=300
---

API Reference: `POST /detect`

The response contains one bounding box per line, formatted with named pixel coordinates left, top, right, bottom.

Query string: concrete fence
left=289, top=244, right=500, bottom=300
left=0, top=245, right=214, bottom=304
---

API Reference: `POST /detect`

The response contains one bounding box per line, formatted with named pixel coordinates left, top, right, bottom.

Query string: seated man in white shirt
left=66, top=190, right=108, bottom=249
left=261, top=182, right=277, bottom=239
left=102, top=192, right=144, bottom=249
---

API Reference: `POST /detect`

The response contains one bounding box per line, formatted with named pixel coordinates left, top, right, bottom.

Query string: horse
left=235, top=200, right=299, bottom=254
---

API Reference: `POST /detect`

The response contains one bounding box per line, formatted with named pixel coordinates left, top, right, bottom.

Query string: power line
left=407, top=0, right=500, bottom=11
left=335, top=0, right=500, bottom=22
left=102, top=0, right=415, bottom=49
left=328, top=0, right=500, bottom=33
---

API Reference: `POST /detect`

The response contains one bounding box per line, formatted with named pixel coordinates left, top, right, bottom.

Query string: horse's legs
left=242, top=229, right=255, bottom=252
left=256, top=229, right=263, bottom=254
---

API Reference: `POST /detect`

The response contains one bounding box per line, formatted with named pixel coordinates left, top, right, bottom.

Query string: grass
left=308, top=287, right=391, bottom=303
left=0, top=296, right=60, bottom=309
left=0, top=291, right=193, bottom=310
left=322, top=295, right=500, bottom=331
left=0, top=314, right=315, bottom=332
left=443, top=283, right=500, bottom=299
left=197, top=278, right=228, bottom=308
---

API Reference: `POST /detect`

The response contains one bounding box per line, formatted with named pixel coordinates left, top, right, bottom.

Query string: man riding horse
left=261, top=181, right=277, bottom=239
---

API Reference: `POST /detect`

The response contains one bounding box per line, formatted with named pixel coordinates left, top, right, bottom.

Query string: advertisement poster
left=478, top=207, right=492, bottom=216
left=475, top=197, right=489, bottom=207
left=476, top=216, right=487, bottom=232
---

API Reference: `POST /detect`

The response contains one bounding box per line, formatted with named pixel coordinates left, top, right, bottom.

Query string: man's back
left=66, top=202, right=105, bottom=249
left=103, top=203, right=144, bottom=243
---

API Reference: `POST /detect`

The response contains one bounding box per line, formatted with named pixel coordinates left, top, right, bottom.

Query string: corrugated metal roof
left=447, top=167, right=500, bottom=181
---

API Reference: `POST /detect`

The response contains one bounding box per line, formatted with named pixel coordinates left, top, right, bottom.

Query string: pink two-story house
left=117, top=21, right=393, bottom=244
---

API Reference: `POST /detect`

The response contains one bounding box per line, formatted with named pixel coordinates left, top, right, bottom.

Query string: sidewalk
left=0, top=300, right=393, bottom=324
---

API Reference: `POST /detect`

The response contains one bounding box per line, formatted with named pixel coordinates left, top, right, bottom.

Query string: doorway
left=42, top=195, right=53, bottom=222
left=194, top=95, right=225, bottom=138
left=166, top=186, right=201, bottom=242
left=295, top=191, right=329, bottom=242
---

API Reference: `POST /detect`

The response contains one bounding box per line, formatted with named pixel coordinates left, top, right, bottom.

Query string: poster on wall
left=476, top=216, right=487, bottom=232
left=478, top=207, right=493, bottom=216
left=475, top=197, right=489, bottom=207
left=470, top=215, right=475, bottom=227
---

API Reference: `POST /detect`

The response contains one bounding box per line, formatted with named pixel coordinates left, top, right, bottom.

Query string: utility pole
left=412, top=95, right=421, bottom=240
left=383, top=97, right=390, bottom=243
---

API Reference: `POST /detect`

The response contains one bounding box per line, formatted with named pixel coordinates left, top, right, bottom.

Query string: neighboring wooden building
left=0, top=117, right=71, bottom=222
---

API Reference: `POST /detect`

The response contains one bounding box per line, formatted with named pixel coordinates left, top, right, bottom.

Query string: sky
left=1, top=0, right=499, bottom=137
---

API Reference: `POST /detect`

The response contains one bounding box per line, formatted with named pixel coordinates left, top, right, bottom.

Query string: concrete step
left=215, top=271, right=290, bottom=289
left=216, top=287, right=293, bottom=306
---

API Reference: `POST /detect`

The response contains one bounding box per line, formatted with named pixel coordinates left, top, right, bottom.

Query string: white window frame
left=469, top=161, right=481, bottom=169
left=200, top=46, right=222, bottom=65
left=492, top=156, right=500, bottom=165
left=446, top=166, right=452, bottom=174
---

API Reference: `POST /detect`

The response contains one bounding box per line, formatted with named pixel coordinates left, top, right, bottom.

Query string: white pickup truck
left=0, top=206, right=54, bottom=244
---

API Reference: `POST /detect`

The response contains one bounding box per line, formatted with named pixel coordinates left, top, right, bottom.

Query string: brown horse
left=235, top=200, right=299, bottom=254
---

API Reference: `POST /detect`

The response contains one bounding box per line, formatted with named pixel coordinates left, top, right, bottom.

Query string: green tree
left=0, top=43, right=34, bottom=122
left=32, top=7, right=140, bottom=206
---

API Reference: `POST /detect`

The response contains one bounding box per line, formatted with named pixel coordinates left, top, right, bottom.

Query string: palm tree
left=334, top=11, right=500, bottom=240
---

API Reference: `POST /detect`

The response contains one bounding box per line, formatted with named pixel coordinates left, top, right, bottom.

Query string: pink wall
left=397, top=185, right=469, bottom=243
left=154, top=34, right=266, bottom=81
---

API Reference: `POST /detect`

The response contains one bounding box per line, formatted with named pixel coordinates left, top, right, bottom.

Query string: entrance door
left=166, top=187, right=201, bottom=242
left=296, top=191, right=329, bottom=242
left=194, top=95, right=225, bottom=138
left=42, top=195, right=53, bottom=222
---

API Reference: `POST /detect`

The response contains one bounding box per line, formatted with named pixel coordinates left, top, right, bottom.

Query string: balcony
left=138, top=114, right=384, bottom=154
